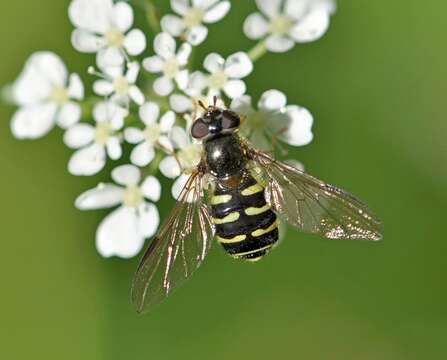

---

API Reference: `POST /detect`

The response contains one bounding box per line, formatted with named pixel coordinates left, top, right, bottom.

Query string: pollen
left=208, top=70, right=228, bottom=90
left=163, top=58, right=180, bottom=79
left=270, top=16, right=294, bottom=35
left=184, top=8, right=205, bottom=28
left=105, top=29, right=125, bottom=47
left=122, top=185, right=144, bottom=208
left=113, top=76, right=130, bottom=96
left=50, top=86, right=69, bottom=105
left=144, top=124, right=162, bottom=143
left=178, top=144, right=202, bottom=171
left=95, top=122, right=113, bottom=145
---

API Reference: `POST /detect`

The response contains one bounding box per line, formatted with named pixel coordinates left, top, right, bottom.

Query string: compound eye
left=221, top=110, right=240, bottom=130
left=191, top=119, right=209, bottom=139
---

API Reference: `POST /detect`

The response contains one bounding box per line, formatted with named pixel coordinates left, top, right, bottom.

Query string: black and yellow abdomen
left=210, top=174, right=278, bottom=262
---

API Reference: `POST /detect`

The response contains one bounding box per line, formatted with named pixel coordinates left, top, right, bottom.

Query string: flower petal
left=96, top=206, right=145, bottom=259
left=112, top=1, right=134, bottom=32
left=130, top=142, right=155, bottom=167
left=186, top=71, right=208, bottom=96
left=170, top=126, right=190, bottom=148
left=126, top=62, right=140, bottom=83
left=193, top=0, right=219, bottom=8
left=93, top=79, right=114, bottom=96
left=175, top=69, right=189, bottom=90
left=265, top=34, right=295, bottom=52
left=170, top=0, right=189, bottom=16
left=224, top=52, right=253, bottom=78
left=243, top=12, right=269, bottom=40
left=57, top=102, right=82, bottom=129
left=124, top=29, right=147, bottom=56
left=280, top=105, right=314, bottom=146
left=129, top=86, right=145, bottom=105
left=159, top=155, right=181, bottom=179
left=71, top=29, right=105, bottom=53
left=230, top=95, right=253, bottom=115
left=284, top=0, right=308, bottom=19
left=68, top=73, right=84, bottom=100
left=111, top=164, right=141, bottom=186
left=171, top=173, right=195, bottom=202
left=124, top=127, right=145, bottom=144
left=106, top=137, right=122, bottom=160
left=187, top=25, right=208, bottom=46
left=169, top=94, right=192, bottom=113
left=63, top=123, right=95, bottom=149
left=69, top=0, right=114, bottom=34
left=13, top=52, right=66, bottom=105
left=97, top=47, right=125, bottom=68
left=203, top=52, right=225, bottom=73
left=160, top=111, right=176, bottom=132
left=203, top=1, right=231, bottom=23
left=11, top=103, right=57, bottom=140
left=143, top=55, right=164, bottom=73
left=141, top=176, right=162, bottom=202
left=153, top=76, right=174, bottom=96
left=154, top=32, right=176, bottom=60
left=255, top=0, right=281, bottom=18
left=139, top=102, right=160, bottom=126
left=137, top=202, right=160, bottom=238
left=289, top=10, right=330, bottom=43
left=75, top=183, right=124, bottom=210
left=258, top=89, right=287, bottom=111
left=223, top=80, right=246, bottom=99
left=176, top=42, right=192, bottom=66
left=161, top=14, right=185, bottom=37
left=68, top=143, right=106, bottom=176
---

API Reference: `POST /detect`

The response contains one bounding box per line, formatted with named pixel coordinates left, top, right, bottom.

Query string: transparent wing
left=131, top=171, right=215, bottom=313
left=249, top=149, right=383, bottom=241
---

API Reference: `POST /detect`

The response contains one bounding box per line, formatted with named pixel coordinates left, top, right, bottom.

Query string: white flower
left=124, top=102, right=175, bottom=167
left=69, top=0, right=146, bottom=68
left=161, top=0, right=231, bottom=46
left=92, top=62, right=145, bottom=106
left=75, top=164, right=161, bottom=258
left=65, top=101, right=128, bottom=176
left=188, top=52, right=253, bottom=100
left=231, top=89, right=314, bottom=151
left=143, top=33, right=192, bottom=96
left=159, top=126, right=202, bottom=199
left=10, top=52, right=84, bottom=139
left=244, top=0, right=336, bottom=53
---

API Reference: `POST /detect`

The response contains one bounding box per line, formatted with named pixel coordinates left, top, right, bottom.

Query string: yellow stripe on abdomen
left=216, top=234, right=247, bottom=244
left=212, top=212, right=240, bottom=225
left=244, top=204, right=271, bottom=216
left=252, top=221, right=278, bottom=237
left=211, top=194, right=232, bottom=205
left=241, top=183, right=264, bottom=196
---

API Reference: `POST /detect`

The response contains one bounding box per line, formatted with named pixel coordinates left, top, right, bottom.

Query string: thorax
left=204, top=134, right=246, bottom=179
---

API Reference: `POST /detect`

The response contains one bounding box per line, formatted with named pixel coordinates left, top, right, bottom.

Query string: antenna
left=197, top=100, right=207, bottom=111
left=213, top=96, right=218, bottom=107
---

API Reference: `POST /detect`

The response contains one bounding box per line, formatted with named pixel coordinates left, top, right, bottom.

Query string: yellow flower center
left=184, top=8, right=205, bottom=28
left=105, top=29, right=125, bottom=47
left=95, top=122, right=113, bottom=145
left=50, top=86, right=69, bottom=105
left=144, top=124, right=162, bottom=143
left=208, top=70, right=228, bottom=90
left=113, top=76, right=130, bottom=96
left=270, top=16, right=294, bottom=35
left=122, top=185, right=143, bottom=208
left=178, top=144, right=202, bottom=172
left=163, top=58, right=180, bottom=79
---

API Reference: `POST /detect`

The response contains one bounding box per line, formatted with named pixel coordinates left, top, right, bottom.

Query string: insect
left=131, top=99, right=383, bottom=313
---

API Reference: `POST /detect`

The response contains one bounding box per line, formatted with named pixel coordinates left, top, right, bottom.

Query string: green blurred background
left=1, top=1, right=446, bottom=359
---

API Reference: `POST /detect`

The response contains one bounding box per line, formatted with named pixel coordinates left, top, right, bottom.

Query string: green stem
left=248, top=40, right=268, bottom=62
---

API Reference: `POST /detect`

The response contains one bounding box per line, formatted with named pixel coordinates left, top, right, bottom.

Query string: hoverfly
left=131, top=98, right=383, bottom=313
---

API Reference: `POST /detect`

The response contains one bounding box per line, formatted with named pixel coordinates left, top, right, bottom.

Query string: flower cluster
left=4, top=0, right=336, bottom=259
